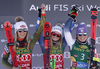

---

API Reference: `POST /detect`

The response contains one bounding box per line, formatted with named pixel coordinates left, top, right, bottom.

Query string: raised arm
left=64, top=18, right=75, bottom=50
left=64, top=5, right=79, bottom=50
left=30, top=4, right=46, bottom=50
left=63, top=20, right=75, bottom=50
left=36, top=8, right=45, bottom=54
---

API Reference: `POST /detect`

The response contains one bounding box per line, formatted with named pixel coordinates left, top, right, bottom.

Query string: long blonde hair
left=13, top=16, right=30, bottom=51
left=50, top=23, right=63, bottom=49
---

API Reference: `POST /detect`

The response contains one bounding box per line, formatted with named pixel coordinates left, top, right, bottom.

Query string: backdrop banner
left=0, top=0, right=100, bottom=69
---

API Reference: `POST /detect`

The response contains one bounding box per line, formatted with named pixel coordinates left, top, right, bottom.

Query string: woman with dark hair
left=64, top=14, right=90, bottom=69
left=2, top=4, right=46, bottom=69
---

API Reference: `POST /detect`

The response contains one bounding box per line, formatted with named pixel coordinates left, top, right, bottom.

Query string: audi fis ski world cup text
left=29, top=4, right=100, bottom=11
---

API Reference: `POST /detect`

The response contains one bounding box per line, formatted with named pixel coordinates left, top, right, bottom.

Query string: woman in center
left=37, top=23, right=66, bottom=69
left=36, top=5, right=79, bottom=69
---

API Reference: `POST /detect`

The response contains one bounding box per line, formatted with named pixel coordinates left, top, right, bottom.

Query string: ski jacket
left=64, top=18, right=90, bottom=69
left=2, top=14, right=45, bottom=69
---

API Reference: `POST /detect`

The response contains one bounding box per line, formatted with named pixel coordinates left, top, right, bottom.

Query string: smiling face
left=51, top=31, right=61, bottom=41
left=77, top=33, right=87, bottom=42
left=17, top=28, right=27, bottom=39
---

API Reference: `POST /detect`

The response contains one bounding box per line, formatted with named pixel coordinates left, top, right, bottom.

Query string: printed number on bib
left=80, top=53, right=85, bottom=60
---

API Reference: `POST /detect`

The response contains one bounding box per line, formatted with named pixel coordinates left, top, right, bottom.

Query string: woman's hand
left=41, top=4, right=46, bottom=13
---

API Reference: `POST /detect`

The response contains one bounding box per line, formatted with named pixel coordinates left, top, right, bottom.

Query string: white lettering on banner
left=29, top=4, right=100, bottom=12
left=45, top=4, right=51, bottom=11
left=1, top=24, right=14, bottom=28
left=86, top=5, right=100, bottom=11
left=1, top=24, right=4, bottom=28
left=1, top=23, right=37, bottom=29
left=29, top=5, right=39, bottom=11
left=29, top=24, right=36, bottom=27
left=74, top=5, right=84, bottom=11
left=87, top=24, right=91, bottom=27
left=1, top=23, right=38, bottom=29
left=29, top=4, right=51, bottom=11
left=1, top=39, right=7, bottom=42
left=54, top=4, right=68, bottom=11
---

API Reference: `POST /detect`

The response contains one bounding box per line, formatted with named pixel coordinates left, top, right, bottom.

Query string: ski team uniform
left=64, top=18, right=90, bottom=69
left=50, top=45, right=64, bottom=69
left=36, top=32, right=67, bottom=69
left=2, top=14, right=45, bottom=69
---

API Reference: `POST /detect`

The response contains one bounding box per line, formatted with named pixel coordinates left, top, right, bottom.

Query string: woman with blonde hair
left=36, top=6, right=79, bottom=68
left=2, top=4, right=46, bottom=69
left=36, top=22, right=66, bottom=69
